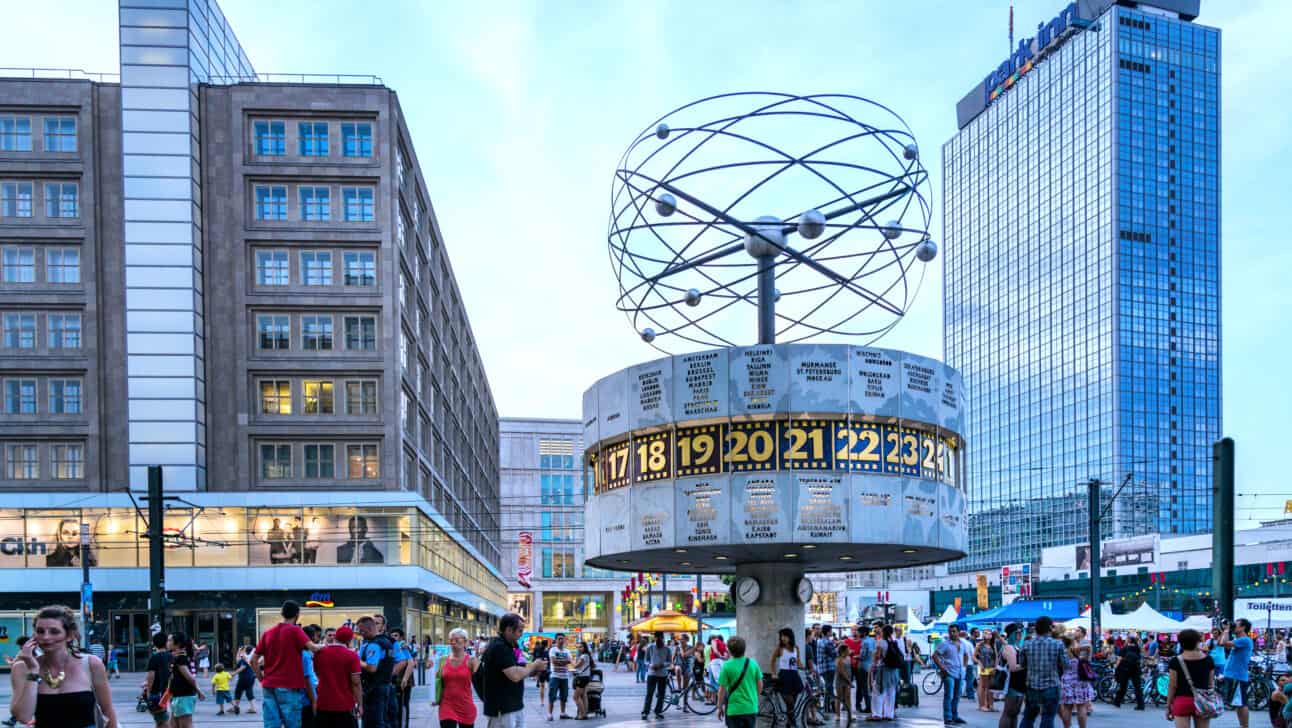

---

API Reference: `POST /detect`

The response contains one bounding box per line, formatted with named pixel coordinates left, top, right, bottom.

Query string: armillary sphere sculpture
left=609, top=92, right=936, bottom=350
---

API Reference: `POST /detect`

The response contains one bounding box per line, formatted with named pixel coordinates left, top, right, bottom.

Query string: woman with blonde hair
left=7, top=604, right=118, bottom=728
left=434, top=627, right=480, bottom=728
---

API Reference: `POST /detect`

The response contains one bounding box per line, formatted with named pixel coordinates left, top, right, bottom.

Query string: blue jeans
left=637, top=657, right=647, bottom=682
left=1020, top=686, right=1059, bottom=728
left=261, top=687, right=306, bottom=728
left=364, top=683, right=395, bottom=728
left=942, top=675, right=964, bottom=722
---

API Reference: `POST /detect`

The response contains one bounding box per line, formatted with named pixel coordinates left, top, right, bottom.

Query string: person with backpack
left=433, top=628, right=479, bottom=728
left=870, top=625, right=903, bottom=721
left=642, top=631, right=672, bottom=720
left=479, top=613, right=548, bottom=728
left=718, top=636, right=761, bottom=728
left=1112, top=636, right=1144, bottom=710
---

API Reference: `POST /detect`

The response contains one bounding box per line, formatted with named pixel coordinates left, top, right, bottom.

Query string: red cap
left=335, top=626, right=354, bottom=643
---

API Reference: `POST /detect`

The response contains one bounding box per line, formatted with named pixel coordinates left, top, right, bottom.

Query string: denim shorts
left=170, top=695, right=198, bottom=717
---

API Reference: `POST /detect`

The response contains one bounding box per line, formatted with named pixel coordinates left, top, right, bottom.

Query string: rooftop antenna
left=1009, top=3, right=1015, bottom=54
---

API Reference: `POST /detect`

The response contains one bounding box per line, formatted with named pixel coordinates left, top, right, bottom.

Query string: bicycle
left=657, top=667, right=718, bottom=716
left=921, top=670, right=944, bottom=696
left=758, top=675, right=811, bottom=728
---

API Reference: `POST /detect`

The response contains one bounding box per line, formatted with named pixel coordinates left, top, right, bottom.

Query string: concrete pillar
left=735, top=562, right=805, bottom=674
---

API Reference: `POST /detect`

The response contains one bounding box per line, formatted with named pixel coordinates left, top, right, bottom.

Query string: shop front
left=541, top=592, right=611, bottom=638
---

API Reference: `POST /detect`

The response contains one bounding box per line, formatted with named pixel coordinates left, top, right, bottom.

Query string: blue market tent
left=963, top=598, right=1081, bottom=625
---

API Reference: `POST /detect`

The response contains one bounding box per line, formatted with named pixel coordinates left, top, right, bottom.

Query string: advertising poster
left=249, top=512, right=390, bottom=566
left=675, top=475, right=731, bottom=548
left=517, top=532, right=533, bottom=588
left=627, top=357, right=674, bottom=431
left=630, top=481, right=675, bottom=552
left=0, top=616, right=25, bottom=667
left=793, top=473, right=848, bottom=543
left=1075, top=534, right=1158, bottom=571
left=788, top=344, right=849, bottom=413
left=849, top=347, right=902, bottom=418
left=729, top=344, right=789, bottom=417
left=848, top=474, right=901, bottom=544
left=674, top=348, right=729, bottom=421
left=508, top=593, right=533, bottom=622
left=731, top=472, right=792, bottom=544
left=976, top=574, right=989, bottom=609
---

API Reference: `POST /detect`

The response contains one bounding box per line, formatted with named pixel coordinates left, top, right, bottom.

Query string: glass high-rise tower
left=944, top=0, right=1220, bottom=572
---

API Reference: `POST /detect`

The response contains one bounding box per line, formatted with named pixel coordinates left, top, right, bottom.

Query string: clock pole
left=734, top=562, right=809, bottom=675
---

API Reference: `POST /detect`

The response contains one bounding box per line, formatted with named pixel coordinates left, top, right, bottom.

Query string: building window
left=342, top=251, right=375, bottom=286
left=44, top=183, right=78, bottom=218
left=259, top=380, right=291, bottom=415
left=2, top=247, right=34, bottom=283
left=255, top=250, right=289, bottom=286
left=345, top=380, right=378, bottom=415
left=49, top=379, right=81, bottom=414
left=1, top=182, right=33, bottom=217
left=399, top=328, right=409, bottom=372
left=4, top=379, right=37, bottom=414
left=3, top=313, right=36, bottom=349
left=46, top=248, right=80, bottom=283
left=5, top=444, right=37, bottom=479
left=401, top=389, right=415, bottom=435
left=299, top=186, right=330, bottom=221
left=48, top=313, right=81, bottom=349
left=254, top=186, right=287, bottom=220
left=51, top=444, right=83, bottom=479
left=301, top=250, right=332, bottom=286
left=347, top=444, right=379, bottom=478
left=397, top=216, right=406, bottom=250
left=341, top=123, right=372, bottom=157
left=342, top=187, right=374, bottom=222
left=0, top=117, right=31, bottom=152
left=396, top=147, right=405, bottom=187
left=254, top=121, right=285, bottom=155
left=256, top=315, right=290, bottom=351
left=299, top=122, right=328, bottom=156
left=43, top=118, right=76, bottom=152
left=303, top=380, right=334, bottom=414
left=304, top=444, right=335, bottom=478
left=260, top=443, right=292, bottom=479
left=343, top=315, right=376, bottom=351
left=301, top=315, right=333, bottom=351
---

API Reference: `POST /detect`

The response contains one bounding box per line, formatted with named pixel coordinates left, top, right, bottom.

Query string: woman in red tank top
left=435, top=628, right=479, bottom=728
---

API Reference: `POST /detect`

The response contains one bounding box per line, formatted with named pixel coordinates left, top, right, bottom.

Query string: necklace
left=39, top=654, right=68, bottom=688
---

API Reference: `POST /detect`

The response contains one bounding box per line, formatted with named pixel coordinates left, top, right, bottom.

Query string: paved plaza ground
left=0, top=666, right=1253, bottom=727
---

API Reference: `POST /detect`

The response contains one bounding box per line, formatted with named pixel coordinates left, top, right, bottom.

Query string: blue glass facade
left=944, top=3, right=1220, bottom=573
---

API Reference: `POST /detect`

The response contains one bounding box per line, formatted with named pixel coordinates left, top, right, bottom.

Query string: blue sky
left=3, top=1, right=1288, bottom=527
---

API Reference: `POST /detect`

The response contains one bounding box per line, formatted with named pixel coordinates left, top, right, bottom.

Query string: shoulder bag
left=1176, top=655, right=1223, bottom=719
left=723, top=657, right=752, bottom=711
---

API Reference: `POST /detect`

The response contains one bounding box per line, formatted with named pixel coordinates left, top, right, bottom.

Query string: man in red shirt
left=253, top=600, right=322, bottom=728
left=313, top=625, right=363, bottom=728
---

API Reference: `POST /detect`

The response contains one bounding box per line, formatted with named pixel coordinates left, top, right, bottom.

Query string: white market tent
left=1060, top=602, right=1201, bottom=634
left=905, top=611, right=929, bottom=633
left=927, top=604, right=960, bottom=627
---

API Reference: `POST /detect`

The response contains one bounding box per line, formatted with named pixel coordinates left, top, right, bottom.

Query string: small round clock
left=732, top=576, right=762, bottom=606
left=794, top=577, right=815, bottom=604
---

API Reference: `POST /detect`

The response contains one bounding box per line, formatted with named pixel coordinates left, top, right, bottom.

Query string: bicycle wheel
left=1250, top=679, right=1271, bottom=711
left=922, top=670, right=943, bottom=696
left=685, top=680, right=718, bottom=715
left=1095, top=676, right=1116, bottom=703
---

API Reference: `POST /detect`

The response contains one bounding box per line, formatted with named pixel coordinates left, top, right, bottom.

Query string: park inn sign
left=982, top=2, right=1084, bottom=106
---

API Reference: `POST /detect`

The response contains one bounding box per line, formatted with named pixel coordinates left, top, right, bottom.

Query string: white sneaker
left=548, top=716, right=554, bottom=722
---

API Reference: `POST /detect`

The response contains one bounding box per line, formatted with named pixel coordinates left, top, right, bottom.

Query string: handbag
left=1176, top=655, right=1223, bottom=719
left=1077, top=658, right=1098, bottom=682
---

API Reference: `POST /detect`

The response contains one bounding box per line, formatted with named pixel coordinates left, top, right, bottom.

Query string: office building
left=944, top=0, right=1220, bottom=572
left=0, top=0, right=504, bottom=668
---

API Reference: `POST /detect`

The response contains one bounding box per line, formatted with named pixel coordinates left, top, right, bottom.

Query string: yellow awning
left=628, top=610, right=710, bottom=633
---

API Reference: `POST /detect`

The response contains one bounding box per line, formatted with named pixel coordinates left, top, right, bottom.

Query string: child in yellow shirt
left=211, top=664, right=232, bottom=715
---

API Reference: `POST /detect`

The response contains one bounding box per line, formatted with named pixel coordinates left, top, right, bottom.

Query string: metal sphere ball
left=655, top=192, right=677, bottom=217
left=915, top=238, right=938, bottom=262
left=655, top=123, right=670, bottom=140
left=797, top=209, right=826, bottom=240
left=744, top=215, right=785, bottom=258
left=640, top=327, right=657, bottom=343
left=881, top=220, right=903, bottom=240
left=903, top=143, right=919, bottom=161
left=684, top=288, right=702, bottom=307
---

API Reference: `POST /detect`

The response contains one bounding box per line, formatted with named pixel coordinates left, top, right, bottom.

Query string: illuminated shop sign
left=983, top=2, right=1084, bottom=106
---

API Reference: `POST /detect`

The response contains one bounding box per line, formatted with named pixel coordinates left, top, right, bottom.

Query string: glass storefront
left=0, top=506, right=505, bottom=607
left=541, top=592, right=610, bottom=632
left=255, top=607, right=381, bottom=638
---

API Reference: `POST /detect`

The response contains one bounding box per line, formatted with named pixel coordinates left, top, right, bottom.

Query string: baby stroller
left=586, top=669, right=606, bottom=718
left=135, top=692, right=150, bottom=713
